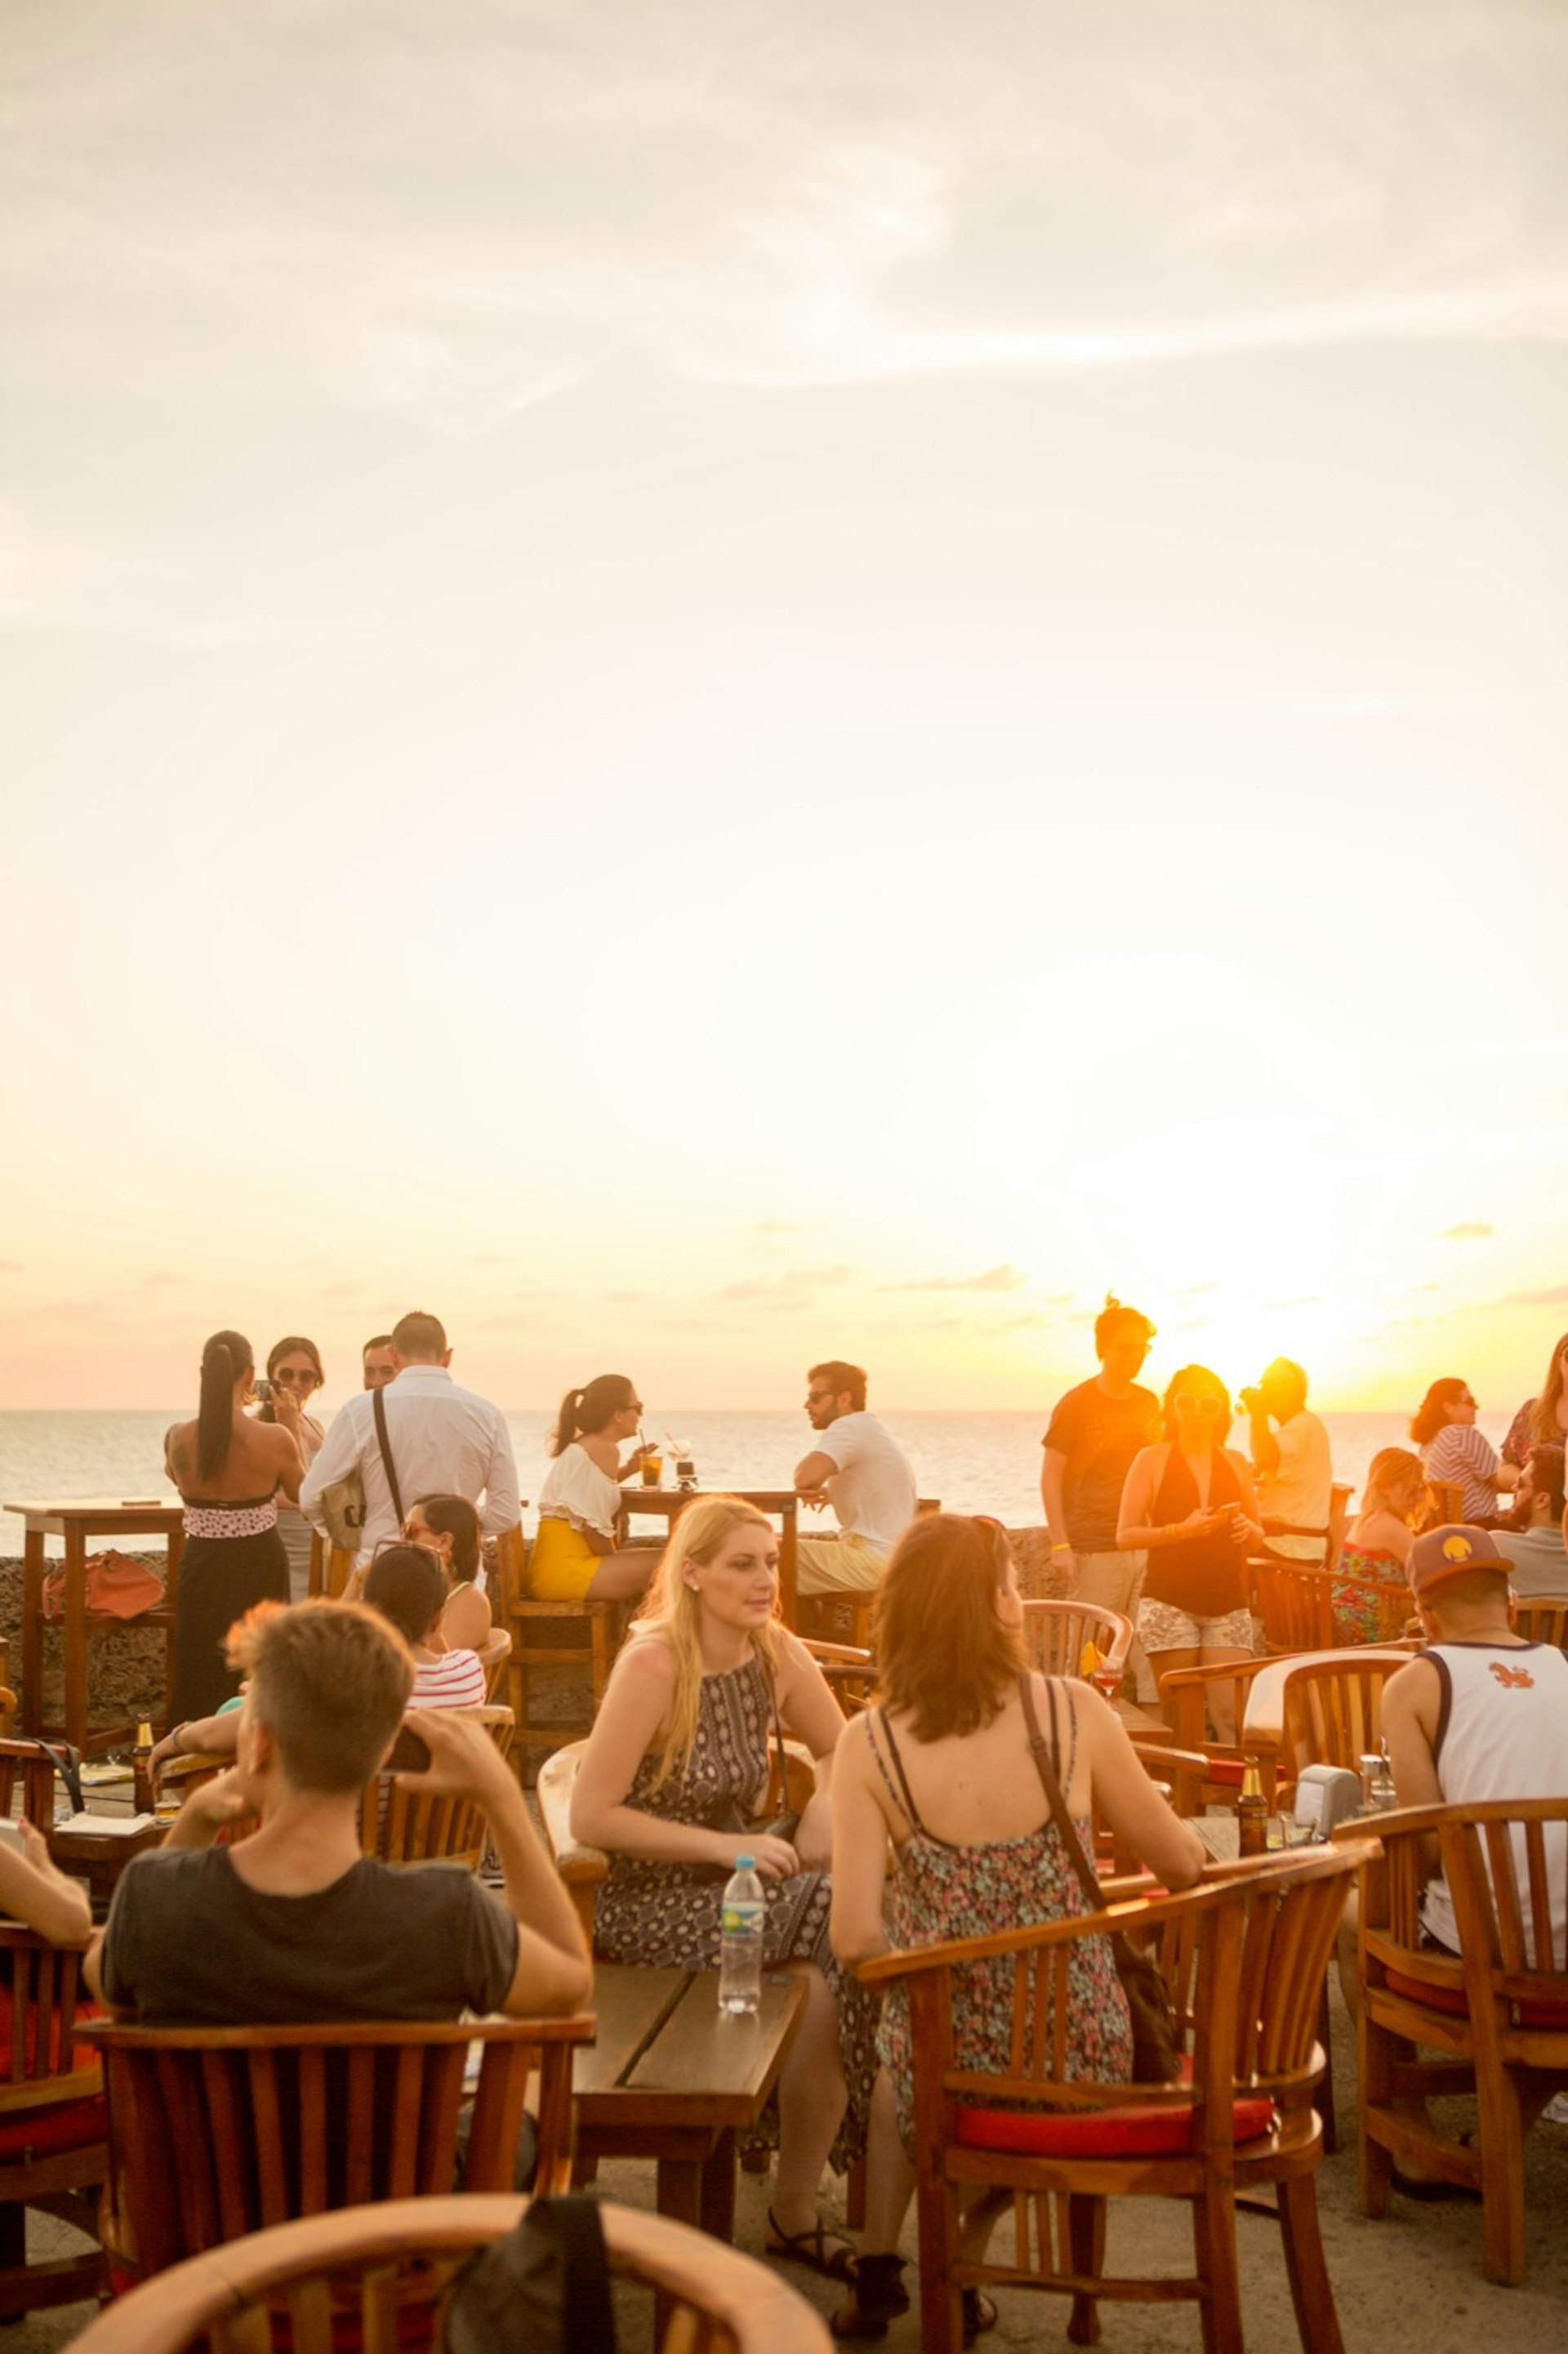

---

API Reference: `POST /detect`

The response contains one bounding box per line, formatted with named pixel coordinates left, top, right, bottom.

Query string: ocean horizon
left=0, top=1406, right=1514, bottom=1556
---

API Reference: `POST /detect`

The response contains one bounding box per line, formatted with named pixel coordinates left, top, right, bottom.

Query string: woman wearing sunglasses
left=258, top=1335, right=327, bottom=1601
left=1116, top=1364, right=1265, bottom=1742
left=1410, top=1377, right=1516, bottom=1527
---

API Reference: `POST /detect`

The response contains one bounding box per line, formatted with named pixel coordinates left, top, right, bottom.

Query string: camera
left=252, top=1377, right=273, bottom=1404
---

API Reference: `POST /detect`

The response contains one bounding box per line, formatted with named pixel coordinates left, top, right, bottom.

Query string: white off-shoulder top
left=537, top=1442, right=622, bottom=1540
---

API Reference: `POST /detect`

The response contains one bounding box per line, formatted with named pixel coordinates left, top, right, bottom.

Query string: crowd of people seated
left=4, top=1300, right=1566, bottom=2343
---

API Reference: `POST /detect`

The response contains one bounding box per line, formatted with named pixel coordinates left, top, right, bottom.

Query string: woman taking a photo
left=165, top=1330, right=302, bottom=1721
left=261, top=1335, right=327, bottom=1601
left=1116, top=1365, right=1265, bottom=1743
left=831, top=1514, right=1204, bottom=2342
left=571, top=1496, right=877, bottom=2285
left=1410, top=1378, right=1515, bottom=1526
left=530, top=1374, right=656, bottom=1603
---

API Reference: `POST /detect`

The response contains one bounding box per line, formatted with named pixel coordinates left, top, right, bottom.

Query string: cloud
left=1501, top=1286, right=1568, bottom=1308
left=0, top=1260, right=20, bottom=1275
left=1441, top=1220, right=1494, bottom=1241
left=138, top=1272, right=185, bottom=1289
left=746, top=1219, right=817, bottom=1239
left=878, top=1263, right=1026, bottom=1295
left=720, top=1263, right=858, bottom=1302
left=1002, top=1312, right=1050, bottom=1330
left=320, top=1281, right=363, bottom=1300
left=603, top=1288, right=645, bottom=1303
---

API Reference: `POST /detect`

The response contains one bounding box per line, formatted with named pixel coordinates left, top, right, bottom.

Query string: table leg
left=699, top=2127, right=738, bottom=2241
left=779, top=1503, right=799, bottom=1632
left=63, top=1528, right=89, bottom=1755
left=654, top=2156, right=703, bottom=2228
left=20, top=1529, right=44, bottom=1739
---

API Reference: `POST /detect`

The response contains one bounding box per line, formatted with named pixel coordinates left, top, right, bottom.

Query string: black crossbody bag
left=1018, top=1674, right=1183, bottom=2084
left=372, top=1384, right=404, bottom=1527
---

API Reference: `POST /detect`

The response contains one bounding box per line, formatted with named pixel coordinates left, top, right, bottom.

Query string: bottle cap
left=734, top=1854, right=755, bottom=1870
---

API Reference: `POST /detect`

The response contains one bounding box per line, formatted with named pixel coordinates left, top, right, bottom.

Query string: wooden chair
left=78, top=2014, right=595, bottom=2282
left=1147, top=1656, right=1285, bottom=1806
left=494, top=1527, right=631, bottom=1775
left=0, top=1927, right=106, bottom=2320
left=0, top=1685, right=16, bottom=1741
left=858, top=1844, right=1371, bottom=2354
left=1276, top=1655, right=1405, bottom=1808
left=537, top=1737, right=820, bottom=1946
left=1512, top=1594, right=1568, bottom=1648
left=801, top=1637, right=875, bottom=1714
left=1419, top=1479, right=1465, bottom=1532
left=1247, top=1559, right=1339, bottom=1652
left=1346, top=1798, right=1568, bottom=2285
left=1019, top=1600, right=1133, bottom=1698
left=0, top=1736, right=64, bottom=1830
left=61, top=2192, right=834, bottom=2354
left=475, top=1624, right=513, bottom=1700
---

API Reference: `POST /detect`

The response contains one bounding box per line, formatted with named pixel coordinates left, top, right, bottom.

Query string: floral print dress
left=868, top=1684, right=1134, bottom=2156
left=593, top=1650, right=878, bottom=2171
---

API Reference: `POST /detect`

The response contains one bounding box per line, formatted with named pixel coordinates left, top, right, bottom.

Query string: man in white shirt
left=301, top=1311, right=521, bottom=1563
left=1239, top=1358, right=1333, bottom=1563
left=792, top=1360, right=916, bottom=1597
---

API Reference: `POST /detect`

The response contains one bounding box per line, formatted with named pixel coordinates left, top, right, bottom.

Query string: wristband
left=171, top=1722, right=188, bottom=1754
left=1050, top=1542, right=1071, bottom=1554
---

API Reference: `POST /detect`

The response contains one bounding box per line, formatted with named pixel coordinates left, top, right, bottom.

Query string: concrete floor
left=4, top=1988, right=1565, bottom=2353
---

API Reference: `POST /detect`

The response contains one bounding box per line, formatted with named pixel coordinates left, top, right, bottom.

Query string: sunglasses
left=271, top=1367, right=319, bottom=1387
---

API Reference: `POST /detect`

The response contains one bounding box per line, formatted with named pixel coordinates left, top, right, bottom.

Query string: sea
left=0, top=1407, right=1515, bottom=1557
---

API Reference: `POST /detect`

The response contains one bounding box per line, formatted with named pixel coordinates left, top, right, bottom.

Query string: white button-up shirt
left=300, top=1365, right=521, bottom=1562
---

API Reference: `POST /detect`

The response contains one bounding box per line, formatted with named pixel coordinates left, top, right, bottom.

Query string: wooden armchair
left=0, top=1927, right=106, bottom=2320
left=493, top=1527, right=635, bottom=1775
left=61, top=2192, right=833, bottom=2354
left=1512, top=1594, right=1568, bottom=1647
left=1147, top=1655, right=1284, bottom=1804
left=1018, top=1600, right=1133, bottom=1699
left=475, top=1625, right=512, bottom=1699
left=800, top=1637, right=875, bottom=1714
left=1276, top=1654, right=1405, bottom=1808
left=858, top=1844, right=1371, bottom=2354
left=1248, top=1559, right=1340, bottom=1652
left=78, top=2013, right=596, bottom=2282
left=1344, top=1798, right=1568, bottom=2285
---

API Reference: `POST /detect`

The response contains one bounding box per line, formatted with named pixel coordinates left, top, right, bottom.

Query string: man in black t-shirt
left=1040, top=1296, right=1161, bottom=1641
left=87, top=1601, right=590, bottom=2029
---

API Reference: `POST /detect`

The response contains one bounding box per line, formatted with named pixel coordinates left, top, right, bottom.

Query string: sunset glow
left=2, top=2, right=1564, bottom=1419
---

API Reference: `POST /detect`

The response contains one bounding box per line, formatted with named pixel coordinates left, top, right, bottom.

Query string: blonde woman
left=571, top=1496, right=876, bottom=2287
left=1333, top=1448, right=1424, bottom=1643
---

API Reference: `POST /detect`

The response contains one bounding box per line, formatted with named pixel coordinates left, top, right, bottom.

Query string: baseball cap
left=1409, top=1523, right=1511, bottom=1603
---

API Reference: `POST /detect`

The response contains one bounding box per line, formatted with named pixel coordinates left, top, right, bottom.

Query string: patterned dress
left=1331, top=1543, right=1407, bottom=1646
left=868, top=1685, right=1134, bottom=2156
left=592, top=1651, right=878, bottom=2171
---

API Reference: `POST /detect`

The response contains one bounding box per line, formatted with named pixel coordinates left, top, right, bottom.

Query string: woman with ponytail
left=528, top=1373, right=657, bottom=1602
left=163, top=1330, right=302, bottom=1720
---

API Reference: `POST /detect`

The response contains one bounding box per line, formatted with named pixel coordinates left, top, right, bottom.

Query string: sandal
left=962, top=2287, right=998, bottom=2345
left=766, top=2209, right=858, bottom=2285
left=830, top=2254, right=910, bottom=2341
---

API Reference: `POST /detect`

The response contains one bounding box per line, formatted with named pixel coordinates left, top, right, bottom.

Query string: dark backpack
left=443, top=2196, right=617, bottom=2354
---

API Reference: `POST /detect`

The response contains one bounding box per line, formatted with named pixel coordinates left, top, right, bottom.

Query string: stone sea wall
left=0, top=1557, right=169, bottom=1735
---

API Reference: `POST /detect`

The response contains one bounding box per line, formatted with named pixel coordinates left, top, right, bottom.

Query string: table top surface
left=575, top=1962, right=806, bottom=2122
left=5, top=1496, right=182, bottom=1523
left=617, top=1488, right=801, bottom=1514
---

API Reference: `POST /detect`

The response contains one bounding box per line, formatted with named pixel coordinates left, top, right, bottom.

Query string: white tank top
left=1421, top=1639, right=1568, bottom=1961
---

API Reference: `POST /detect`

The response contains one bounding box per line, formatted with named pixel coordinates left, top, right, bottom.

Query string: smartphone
left=387, top=1724, right=431, bottom=1773
left=252, top=1377, right=273, bottom=1404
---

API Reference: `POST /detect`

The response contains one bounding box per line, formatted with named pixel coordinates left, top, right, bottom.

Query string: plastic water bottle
left=718, top=1856, right=765, bottom=2016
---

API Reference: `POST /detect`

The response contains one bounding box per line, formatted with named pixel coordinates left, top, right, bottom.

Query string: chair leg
left=1314, top=1979, right=1337, bottom=2155
left=913, top=2168, right=962, bottom=2354
left=0, top=2202, right=25, bottom=2323
left=1356, top=2011, right=1395, bottom=2219
left=1477, top=2066, right=1529, bottom=2286
left=1066, top=2192, right=1104, bottom=2345
left=1276, top=2175, right=1343, bottom=2354
left=1192, top=2184, right=1244, bottom=2354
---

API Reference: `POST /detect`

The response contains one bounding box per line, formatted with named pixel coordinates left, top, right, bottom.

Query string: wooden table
left=6, top=1497, right=183, bottom=1756
left=574, top=1963, right=806, bottom=2239
left=616, top=1489, right=803, bottom=1628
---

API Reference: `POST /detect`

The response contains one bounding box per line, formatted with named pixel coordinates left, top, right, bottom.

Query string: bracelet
left=171, top=1722, right=187, bottom=1754
left=1050, top=1542, right=1071, bottom=1554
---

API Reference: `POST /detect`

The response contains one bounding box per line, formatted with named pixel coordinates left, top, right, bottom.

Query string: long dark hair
left=1410, top=1378, right=1468, bottom=1447
left=198, top=1329, right=252, bottom=1483
left=412, top=1492, right=480, bottom=1584
left=549, top=1375, right=636, bottom=1458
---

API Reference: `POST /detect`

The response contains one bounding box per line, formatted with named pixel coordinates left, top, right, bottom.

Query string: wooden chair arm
left=0, top=2065, right=102, bottom=2110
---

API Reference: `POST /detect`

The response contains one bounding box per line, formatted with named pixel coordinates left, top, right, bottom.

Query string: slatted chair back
left=1512, top=1595, right=1568, bottom=1649
left=494, top=1525, right=628, bottom=1772
left=0, top=1738, right=60, bottom=1829
left=363, top=1705, right=515, bottom=1869
left=1249, top=1559, right=1339, bottom=1652
left=80, top=2016, right=594, bottom=2282
left=0, top=1687, right=18, bottom=1741
left=0, top=1925, right=107, bottom=2316
left=1419, top=1479, right=1465, bottom=1532
left=60, top=2193, right=834, bottom=2354
left=475, top=1625, right=512, bottom=1699
left=1277, top=1656, right=1405, bottom=1795
left=1018, top=1601, right=1133, bottom=1696
left=800, top=1638, right=875, bottom=1714
left=858, top=1845, right=1370, bottom=2354
left=1155, top=1654, right=1285, bottom=1805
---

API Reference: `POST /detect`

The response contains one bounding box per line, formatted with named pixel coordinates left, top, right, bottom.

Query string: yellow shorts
left=528, top=1516, right=607, bottom=1603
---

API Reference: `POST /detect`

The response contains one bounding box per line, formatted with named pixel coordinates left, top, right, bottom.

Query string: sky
left=2, top=0, right=1566, bottom=1416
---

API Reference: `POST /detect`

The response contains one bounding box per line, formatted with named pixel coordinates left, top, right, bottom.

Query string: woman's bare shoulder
left=613, top=1633, right=678, bottom=1691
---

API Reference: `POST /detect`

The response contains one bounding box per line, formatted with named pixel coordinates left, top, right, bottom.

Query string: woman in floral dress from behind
left=571, top=1495, right=878, bottom=2287
left=831, top=1514, right=1205, bottom=2343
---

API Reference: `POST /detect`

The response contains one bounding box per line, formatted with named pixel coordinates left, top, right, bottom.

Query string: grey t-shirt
left=100, top=1848, right=518, bottom=2026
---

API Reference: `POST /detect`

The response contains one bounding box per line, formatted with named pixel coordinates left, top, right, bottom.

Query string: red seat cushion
left=0, top=2093, right=106, bottom=2161
left=1205, top=1760, right=1245, bottom=1789
left=0, top=1986, right=103, bottom=2079
left=1384, top=1967, right=1568, bottom=2031
left=954, top=2094, right=1275, bottom=2158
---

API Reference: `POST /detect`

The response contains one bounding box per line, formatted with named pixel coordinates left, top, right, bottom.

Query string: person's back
left=86, top=1600, right=589, bottom=2028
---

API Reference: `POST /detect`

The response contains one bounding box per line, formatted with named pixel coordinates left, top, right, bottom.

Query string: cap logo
left=1441, top=1534, right=1474, bottom=1563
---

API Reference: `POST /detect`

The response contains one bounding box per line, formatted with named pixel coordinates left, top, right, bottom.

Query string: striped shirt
left=409, top=1649, right=488, bottom=1710
left=1420, top=1425, right=1503, bottom=1523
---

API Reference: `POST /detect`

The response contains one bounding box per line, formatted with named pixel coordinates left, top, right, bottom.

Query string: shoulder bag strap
left=372, top=1384, right=405, bottom=1527
left=1017, top=1673, right=1105, bottom=1914
left=534, top=2196, right=617, bottom=2354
